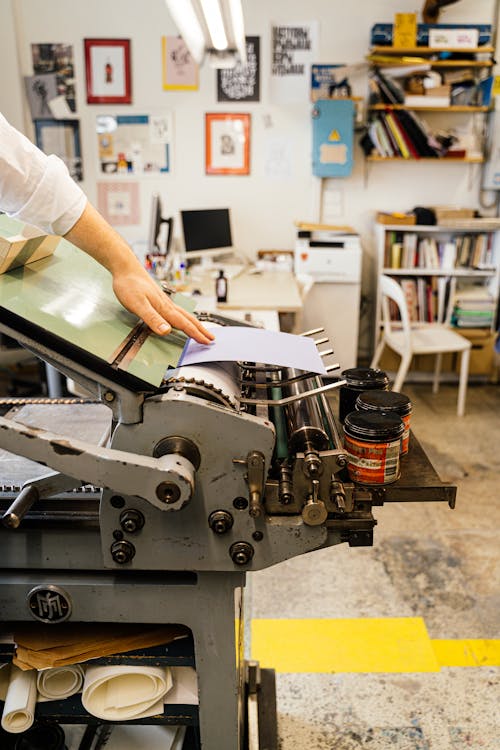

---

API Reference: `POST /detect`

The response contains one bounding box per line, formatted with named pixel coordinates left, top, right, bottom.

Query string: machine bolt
left=110, top=495, right=125, bottom=509
left=209, top=510, right=234, bottom=535
left=112, top=529, right=124, bottom=541
left=120, top=509, right=145, bottom=534
left=156, top=482, right=181, bottom=504
left=252, top=531, right=264, bottom=542
left=229, top=541, right=254, bottom=566
left=337, top=454, right=348, bottom=468
left=110, top=540, right=135, bottom=564
left=104, top=390, right=115, bottom=402
left=233, top=497, right=248, bottom=510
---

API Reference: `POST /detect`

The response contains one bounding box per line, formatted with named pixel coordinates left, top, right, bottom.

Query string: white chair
left=371, top=275, right=471, bottom=416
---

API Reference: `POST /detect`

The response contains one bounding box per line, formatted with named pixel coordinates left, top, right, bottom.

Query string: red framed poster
left=84, top=39, right=132, bottom=104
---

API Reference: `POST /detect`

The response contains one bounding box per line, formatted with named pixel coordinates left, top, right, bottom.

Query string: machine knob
left=209, top=510, right=234, bottom=535
left=120, top=509, right=145, bottom=534
left=302, top=478, right=327, bottom=526
left=111, top=540, right=136, bottom=564
left=230, top=541, right=254, bottom=566
left=301, top=500, right=328, bottom=526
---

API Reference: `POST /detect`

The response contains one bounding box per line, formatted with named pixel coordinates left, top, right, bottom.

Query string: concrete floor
left=249, top=382, right=500, bottom=750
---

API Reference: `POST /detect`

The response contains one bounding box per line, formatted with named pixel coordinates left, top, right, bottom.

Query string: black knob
left=229, top=541, right=254, bottom=566
left=208, top=510, right=234, bottom=535
left=120, top=509, right=145, bottom=534
left=110, top=540, right=135, bottom=564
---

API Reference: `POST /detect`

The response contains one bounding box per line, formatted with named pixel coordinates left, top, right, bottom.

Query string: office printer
left=294, top=224, right=362, bottom=281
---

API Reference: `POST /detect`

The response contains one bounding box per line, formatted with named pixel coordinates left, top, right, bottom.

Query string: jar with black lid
left=339, top=367, right=389, bottom=423
left=356, top=390, right=412, bottom=455
left=343, top=411, right=404, bottom=485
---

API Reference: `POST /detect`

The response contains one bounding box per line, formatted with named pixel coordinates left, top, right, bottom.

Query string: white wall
left=0, top=0, right=498, bottom=356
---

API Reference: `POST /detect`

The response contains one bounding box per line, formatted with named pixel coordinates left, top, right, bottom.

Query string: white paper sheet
left=164, top=667, right=198, bottom=705
left=37, top=664, right=85, bottom=701
left=1, top=665, right=37, bottom=733
left=0, top=663, right=10, bottom=702
left=180, top=327, right=327, bottom=374
left=81, top=665, right=173, bottom=721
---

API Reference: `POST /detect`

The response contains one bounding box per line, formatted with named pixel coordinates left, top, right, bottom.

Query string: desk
left=188, top=268, right=302, bottom=332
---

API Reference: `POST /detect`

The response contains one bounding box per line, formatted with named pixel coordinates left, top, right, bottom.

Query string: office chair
left=371, top=274, right=471, bottom=416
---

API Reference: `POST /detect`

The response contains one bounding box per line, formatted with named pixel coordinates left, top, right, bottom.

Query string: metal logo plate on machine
left=27, top=585, right=72, bottom=623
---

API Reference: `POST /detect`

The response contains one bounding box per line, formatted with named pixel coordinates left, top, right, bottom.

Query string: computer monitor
left=148, top=193, right=173, bottom=256
left=180, top=208, right=233, bottom=262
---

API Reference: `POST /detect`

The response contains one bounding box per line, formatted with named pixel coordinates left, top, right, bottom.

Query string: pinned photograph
left=24, top=74, right=59, bottom=120
left=31, top=43, right=76, bottom=113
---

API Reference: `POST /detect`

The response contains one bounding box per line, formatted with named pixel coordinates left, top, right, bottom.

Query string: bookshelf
left=374, top=221, right=500, bottom=378
left=364, top=42, right=495, bottom=163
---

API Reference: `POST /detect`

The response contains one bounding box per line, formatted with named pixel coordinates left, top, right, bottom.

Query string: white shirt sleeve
left=0, top=112, right=87, bottom=235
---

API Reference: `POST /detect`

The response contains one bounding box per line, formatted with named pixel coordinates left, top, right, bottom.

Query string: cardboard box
left=0, top=225, right=59, bottom=274
left=454, top=328, right=496, bottom=377
left=376, top=212, right=416, bottom=226
left=433, top=206, right=475, bottom=222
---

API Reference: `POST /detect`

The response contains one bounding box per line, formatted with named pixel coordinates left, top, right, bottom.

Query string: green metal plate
left=0, top=216, right=193, bottom=387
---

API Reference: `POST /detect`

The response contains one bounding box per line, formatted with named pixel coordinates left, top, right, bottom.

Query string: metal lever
left=240, top=379, right=346, bottom=406
left=234, top=451, right=266, bottom=518
left=247, top=451, right=266, bottom=518
left=2, top=485, right=39, bottom=529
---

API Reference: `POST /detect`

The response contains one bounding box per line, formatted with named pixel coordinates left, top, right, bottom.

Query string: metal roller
left=283, top=368, right=330, bottom=455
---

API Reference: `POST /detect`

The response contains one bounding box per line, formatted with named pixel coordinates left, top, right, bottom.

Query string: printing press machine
left=0, top=274, right=456, bottom=749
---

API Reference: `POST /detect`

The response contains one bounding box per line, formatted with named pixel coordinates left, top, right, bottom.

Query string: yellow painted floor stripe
left=433, top=639, right=500, bottom=668
left=251, top=618, right=500, bottom=674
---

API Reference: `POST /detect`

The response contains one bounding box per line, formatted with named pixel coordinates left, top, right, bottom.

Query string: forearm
left=64, top=201, right=142, bottom=276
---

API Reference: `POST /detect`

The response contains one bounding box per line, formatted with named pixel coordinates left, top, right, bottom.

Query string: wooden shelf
left=367, top=156, right=484, bottom=163
left=369, top=104, right=491, bottom=113
left=367, top=55, right=493, bottom=68
left=383, top=268, right=497, bottom=277
left=370, top=45, right=494, bottom=55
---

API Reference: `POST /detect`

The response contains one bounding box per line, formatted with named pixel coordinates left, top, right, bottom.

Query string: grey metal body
left=0, top=316, right=456, bottom=749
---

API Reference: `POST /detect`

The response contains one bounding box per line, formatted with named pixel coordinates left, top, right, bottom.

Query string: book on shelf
left=384, top=231, right=496, bottom=271
left=404, top=94, right=451, bottom=107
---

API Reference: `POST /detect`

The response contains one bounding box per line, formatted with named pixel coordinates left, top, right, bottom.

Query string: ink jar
left=338, top=367, right=389, bottom=423
left=355, top=390, right=412, bottom=455
left=343, top=411, right=404, bottom=485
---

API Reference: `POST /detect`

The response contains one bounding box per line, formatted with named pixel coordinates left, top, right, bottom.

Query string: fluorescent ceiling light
left=199, top=0, right=228, bottom=51
left=165, top=0, right=247, bottom=68
left=228, top=0, right=246, bottom=65
left=164, top=0, right=205, bottom=64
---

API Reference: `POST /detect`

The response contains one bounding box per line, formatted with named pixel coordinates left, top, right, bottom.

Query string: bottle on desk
left=216, top=269, right=228, bottom=302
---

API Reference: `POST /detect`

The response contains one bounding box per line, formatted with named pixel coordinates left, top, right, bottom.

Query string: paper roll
left=82, top=665, right=173, bottom=721
left=37, top=664, right=85, bottom=701
left=1, top=665, right=37, bottom=733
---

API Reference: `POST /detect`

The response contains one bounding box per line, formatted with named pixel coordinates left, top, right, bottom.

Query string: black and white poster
left=270, top=22, right=318, bottom=103
left=217, top=37, right=260, bottom=102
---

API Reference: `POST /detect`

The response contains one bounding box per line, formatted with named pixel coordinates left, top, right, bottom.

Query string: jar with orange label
left=355, top=390, right=412, bottom=455
left=343, top=411, right=404, bottom=485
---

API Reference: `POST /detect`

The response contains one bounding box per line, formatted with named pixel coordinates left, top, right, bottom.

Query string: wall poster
left=270, top=21, right=318, bottom=103
left=162, top=36, right=198, bottom=90
left=217, top=37, right=260, bottom=102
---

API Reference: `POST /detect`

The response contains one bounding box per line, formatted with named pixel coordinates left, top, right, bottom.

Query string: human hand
left=112, top=268, right=215, bottom=345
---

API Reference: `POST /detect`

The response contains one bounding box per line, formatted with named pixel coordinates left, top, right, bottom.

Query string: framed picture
left=84, top=39, right=132, bottom=104
left=34, top=119, right=83, bottom=181
left=205, top=113, right=250, bottom=175
left=96, top=114, right=172, bottom=175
